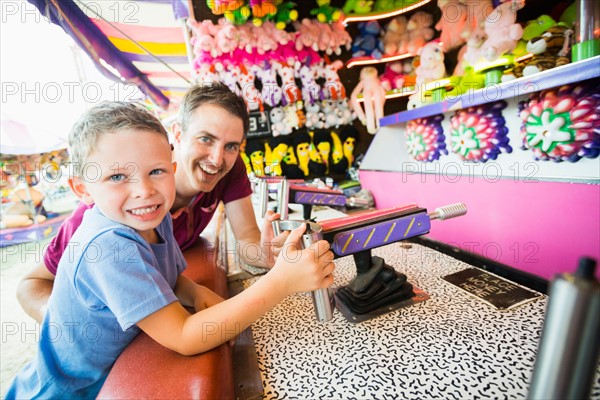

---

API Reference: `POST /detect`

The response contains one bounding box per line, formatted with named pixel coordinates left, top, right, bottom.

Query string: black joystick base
left=334, top=250, right=427, bottom=323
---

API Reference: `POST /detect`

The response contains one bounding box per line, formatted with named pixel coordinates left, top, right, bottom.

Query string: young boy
left=6, top=102, right=335, bottom=399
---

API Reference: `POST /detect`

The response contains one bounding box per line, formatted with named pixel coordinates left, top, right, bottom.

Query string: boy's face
left=71, top=129, right=175, bottom=240
left=173, top=104, right=244, bottom=195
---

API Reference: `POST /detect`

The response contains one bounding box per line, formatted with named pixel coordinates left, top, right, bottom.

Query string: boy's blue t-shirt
left=7, top=206, right=187, bottom=399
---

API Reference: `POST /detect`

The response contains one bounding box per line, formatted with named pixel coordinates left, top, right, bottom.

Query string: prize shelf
left=380, top=55, right=600, bottom=126
left=341, top=0, right=433, bottom=24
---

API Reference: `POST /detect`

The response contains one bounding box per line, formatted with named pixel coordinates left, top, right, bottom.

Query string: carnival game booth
left=0, top=120, right=78, bottom=246
left=25, top=0, right=600, bottom=398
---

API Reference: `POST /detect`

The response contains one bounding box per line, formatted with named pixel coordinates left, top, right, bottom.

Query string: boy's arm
left=17, top=262, right=55, bottom=323
left=173, top=274, right=226, bottom=312
left=224, top=196, right=288, bottom=269
left=137, top=225, right=335, bottom=356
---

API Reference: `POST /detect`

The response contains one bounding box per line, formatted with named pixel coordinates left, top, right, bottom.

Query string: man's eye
left=109, top=174, right=126, bottom=182
left=226, top=144, right=239, bottom=152
left=199, top=136, right=212, bottom=144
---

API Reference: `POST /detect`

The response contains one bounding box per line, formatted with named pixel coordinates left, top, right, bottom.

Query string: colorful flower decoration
left=519, top=84, right=600, bottom=162
left=405, top=115, right=447, bottom=162
left=449, top=101, right=512, bottom=162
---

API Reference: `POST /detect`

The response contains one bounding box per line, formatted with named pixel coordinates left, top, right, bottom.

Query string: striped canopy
left=28, top=0, right=194, bottom=111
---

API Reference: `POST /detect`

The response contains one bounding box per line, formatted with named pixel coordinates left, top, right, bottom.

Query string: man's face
left=73, top=130, right=175, bottom=242
left=173, top=104, right=244, bottom=195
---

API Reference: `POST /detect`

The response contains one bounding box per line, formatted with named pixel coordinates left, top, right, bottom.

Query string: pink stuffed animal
left=382, top=15, right=408, bottom=55
left=415, top=41, right=446, bottom=86
left=435, top=0, right=469, bottom=52
left=479, top=0, right=525, bottom=61
left=379, top=61, right=405, bottom=91
left=406, top=11, right=435, bottom=54
left=350, top=66, right=386, bottom=134
left=294, top=19, right=320, bottom=51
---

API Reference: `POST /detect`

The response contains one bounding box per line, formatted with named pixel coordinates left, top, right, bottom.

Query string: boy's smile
left=73, top=129, right=176, bottom=241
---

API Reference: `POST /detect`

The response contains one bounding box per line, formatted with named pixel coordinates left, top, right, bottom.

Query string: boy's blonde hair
left=68, top=102, right=169, bottom=177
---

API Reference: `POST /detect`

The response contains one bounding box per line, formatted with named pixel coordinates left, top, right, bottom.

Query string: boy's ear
left=172, top=161, right=177, bottom=173
left=68, top=177, right=94, bottom=205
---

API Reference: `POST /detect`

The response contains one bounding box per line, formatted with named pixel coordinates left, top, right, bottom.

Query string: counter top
left=242, top=241, right=600, bottom=398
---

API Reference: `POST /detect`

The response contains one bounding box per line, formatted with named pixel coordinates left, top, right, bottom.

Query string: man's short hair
left=177, top=81, right=249, bottom=135
left=68, top=101, right=169, bottom=177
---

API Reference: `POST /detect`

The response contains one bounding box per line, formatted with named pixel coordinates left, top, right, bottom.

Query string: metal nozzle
left=257, top=179, right=268, bottom=218
left=428, top=203, right=467, bottom=221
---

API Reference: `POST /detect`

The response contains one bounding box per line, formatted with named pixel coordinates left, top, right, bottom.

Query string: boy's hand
left=193, top=285, right=226, bottom=313
left=272, top=223, right=335, bottom=295
left=260, top=210, right=289, bottom=268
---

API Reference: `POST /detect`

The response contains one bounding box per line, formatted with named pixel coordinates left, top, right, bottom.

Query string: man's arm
left=17, top=262, right=55, bottom=323
left=224, top=196, right=287, bottom=268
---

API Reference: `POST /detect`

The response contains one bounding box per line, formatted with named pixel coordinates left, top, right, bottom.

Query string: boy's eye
left=109, top=174, right=126, bottom=182
left=150, top=169, right=164, bottom=176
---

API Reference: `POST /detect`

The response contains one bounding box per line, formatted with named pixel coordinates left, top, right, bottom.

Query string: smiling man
left=17, top=82, right=286, bottom=323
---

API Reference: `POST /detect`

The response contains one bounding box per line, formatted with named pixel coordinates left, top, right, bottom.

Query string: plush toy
left=297, top=64, right=322, bottom=105
left=294, top=18, right=320, bottom=51
left=522, top=24, right=573, bottom=76
left=435, top=0, right=469, bottom=52
left=479, top=0, right=525, bottom=61
left=264, top=137, right=288, bottom=175
left=351, top=21, right=384, bottom=59
left=454, top=24, right=487, bottom=75
left=405, top=11, right=434, bottom=54
left=330, top=20, right=353, bottom=55
left=522, top=15, right=556, bottom=41
left=320, top=60, right=347, bottom=101
left=342, top=0, right=374, bottom=15
left=306, top=131, right=327, bottom=176
left=292, top=131, right=312, bottom=176
left=382, top=15, right=408, bottom=55
left=415, top=41, right=446, bottom=86
left=350, top=66, right=386, bottom=134
left=462, top=0, right=493, bottom=38
left=304, top=101, right=324, bottom=130
left=249, top=0, right=278, bottom=26
left=341, top=126, right=359, bottom=168
left=331, top=127, right=359, bottom=174
left=274, top=1, right=298, bottom=29
left=311, top=0, right=342, bottom=23
left=256, top=65, right=282, bottom=107
left=379, top=61, right=405, bottom=91
left=374, top=0, right=395, bottom=11
left=245, top=139, right=266, bottom=176
left=238, top=65, right=263, bottom=112
left=274, top=62, right=302, bottom=106
left=270, top=106, right=292, bottom=136
left=312, top=130, right=333, bottom=173
left=278, top=136, right=304, bottom=178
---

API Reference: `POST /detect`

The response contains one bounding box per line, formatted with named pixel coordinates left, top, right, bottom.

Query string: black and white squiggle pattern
left=243, top=243, right=600, bottom=399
